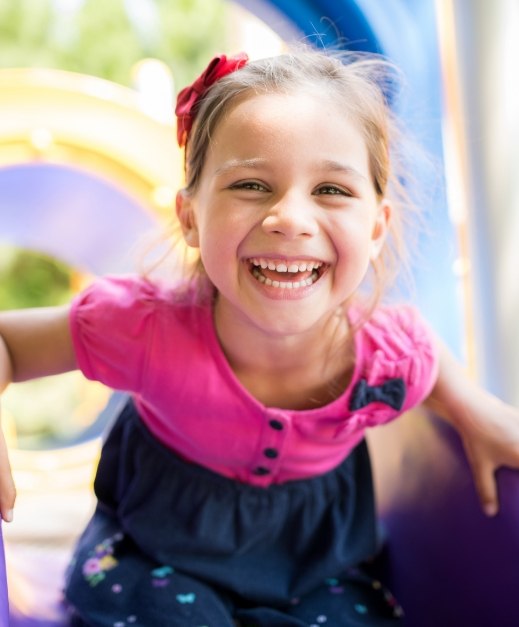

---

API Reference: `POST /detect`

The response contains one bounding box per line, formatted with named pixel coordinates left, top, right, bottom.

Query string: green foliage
left=0, top=0, right=230, bottom=88
left=0, top=246, right=73, bottom=309
left=0, top=0, right=55, bottom=67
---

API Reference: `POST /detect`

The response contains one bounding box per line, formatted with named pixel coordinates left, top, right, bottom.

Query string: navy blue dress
left=64, top=400, right=403, bottom=626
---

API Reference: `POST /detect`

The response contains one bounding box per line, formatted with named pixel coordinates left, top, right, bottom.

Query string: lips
left=248, top=257, right=325, bottom=289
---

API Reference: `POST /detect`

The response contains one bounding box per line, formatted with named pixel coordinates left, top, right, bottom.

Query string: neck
left=213, top=297, right=354, bottom=409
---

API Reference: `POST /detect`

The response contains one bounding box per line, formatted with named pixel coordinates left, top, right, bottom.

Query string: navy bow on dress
left=349, top=377, right=406, bottom=411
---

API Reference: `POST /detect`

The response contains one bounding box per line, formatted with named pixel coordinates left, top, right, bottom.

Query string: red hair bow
left=175, top=52, right=249, bottom=147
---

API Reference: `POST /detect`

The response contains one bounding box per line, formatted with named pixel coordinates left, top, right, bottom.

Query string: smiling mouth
left=248, top=257, right=325, bottom=289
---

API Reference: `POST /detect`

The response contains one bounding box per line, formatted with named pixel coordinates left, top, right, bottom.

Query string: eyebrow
left=214, top=158, right=267, bottom=176
left=320, top=160, right=368, bottom=182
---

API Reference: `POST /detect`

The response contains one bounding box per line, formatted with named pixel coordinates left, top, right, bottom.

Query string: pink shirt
left=70, top=275, right=439, bottom=487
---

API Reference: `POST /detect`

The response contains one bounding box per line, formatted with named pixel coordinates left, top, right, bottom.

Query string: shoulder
left=69, top=275, right=210, bottom=387
left=70, top=274, right=212, bottom=345
left=351, top=304, right=439, bottom=411
left=358, top=305, right=436, bottom=357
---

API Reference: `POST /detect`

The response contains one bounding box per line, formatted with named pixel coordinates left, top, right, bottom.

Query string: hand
left=0, top=401, right=15, bottom=523
left=457, top=391, right=519, bottom=517
left=425, top=339, right=519, bottom=517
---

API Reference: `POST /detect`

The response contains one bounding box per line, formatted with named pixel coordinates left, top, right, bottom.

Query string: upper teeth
left=250, top=258, right=323, bottom=272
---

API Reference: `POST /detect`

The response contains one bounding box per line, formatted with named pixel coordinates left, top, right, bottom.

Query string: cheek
left=332, top=213, right=374, bottom=251
left=197, top=220, right=238, bottom=278
left=331, top=217, right=376, bottom=276
left=200, top=207, right=256, bottom=254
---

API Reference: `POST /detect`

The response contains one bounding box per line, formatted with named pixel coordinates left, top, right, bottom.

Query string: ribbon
left=349, top=377, right=406, bottom=411
left=175, top=52, right=249, bottom=147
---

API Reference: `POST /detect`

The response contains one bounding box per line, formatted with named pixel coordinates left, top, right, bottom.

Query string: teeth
left=250, top=258, right=323, bottom=273
left=252, top=267, right=319, bottom=288
left=249, top=257, right=324, bottom=289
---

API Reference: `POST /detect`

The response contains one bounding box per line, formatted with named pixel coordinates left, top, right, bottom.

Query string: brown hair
left=176, top=46, right=421, bottom=317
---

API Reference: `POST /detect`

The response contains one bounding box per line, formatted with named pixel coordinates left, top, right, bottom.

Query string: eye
left=229, top=180, right=269, bottom=193
left=314, top=184, right=352, bottom=197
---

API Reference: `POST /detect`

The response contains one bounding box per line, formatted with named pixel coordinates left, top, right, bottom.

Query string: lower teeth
left=252, top=267, right=318, bottom=288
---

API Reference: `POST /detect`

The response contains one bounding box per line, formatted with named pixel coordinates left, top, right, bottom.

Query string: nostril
left=261, top=209, right=318, bottom=239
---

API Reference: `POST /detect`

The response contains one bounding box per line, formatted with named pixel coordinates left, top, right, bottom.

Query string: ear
left=176, top=189, right=200, bottom=248
left=370, top=198, right=392, bottom=260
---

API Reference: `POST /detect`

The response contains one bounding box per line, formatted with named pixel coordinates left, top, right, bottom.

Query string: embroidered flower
left=99, top=554, right=118, bottom=571
left=82, top=533, right=122, bottom=587
left=175, top=52, right=248, bottom=147
left=82, top=557, right=102, bottom=576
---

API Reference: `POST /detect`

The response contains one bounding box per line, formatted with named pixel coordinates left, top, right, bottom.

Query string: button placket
left=250, top=411, right=288, bottom=481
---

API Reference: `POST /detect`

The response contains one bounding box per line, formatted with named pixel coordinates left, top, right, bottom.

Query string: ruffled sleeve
left=69, top=275, right=160, bottom=392
left=348, top=305, right=440, bottom=427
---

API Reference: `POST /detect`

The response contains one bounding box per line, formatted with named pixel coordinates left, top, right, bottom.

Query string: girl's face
left=177, top=90, right=391, bottom=341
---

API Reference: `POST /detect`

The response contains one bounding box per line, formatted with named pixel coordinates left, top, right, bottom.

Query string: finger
left=473, top=460, right=498, bottom=517
left=0, top=427, right=15, bottom=522
left=462, top=437, right=499, bottom=517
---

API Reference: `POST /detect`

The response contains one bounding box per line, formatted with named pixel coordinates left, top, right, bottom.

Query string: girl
left=1, top=48, right=519, bottom=626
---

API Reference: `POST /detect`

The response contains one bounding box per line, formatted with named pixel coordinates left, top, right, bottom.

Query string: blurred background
left=1, top=0, right=519, bottom=624
left=0, top=0, right=284, bottom=450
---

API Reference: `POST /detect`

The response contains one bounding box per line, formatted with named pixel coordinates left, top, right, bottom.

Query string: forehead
left=207, top=90, right=370, bottom=173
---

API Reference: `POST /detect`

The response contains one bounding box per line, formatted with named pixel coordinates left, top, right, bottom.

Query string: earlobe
left=370, top=199, right=392, bottom=260
left=176, top=189, right=200, bottom=248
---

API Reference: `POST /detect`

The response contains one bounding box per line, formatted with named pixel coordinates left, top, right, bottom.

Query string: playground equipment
left=0, top=64, right=178, bottom=626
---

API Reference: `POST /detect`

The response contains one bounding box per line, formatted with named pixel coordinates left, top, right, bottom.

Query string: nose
left=261, top=192, right=318, bottom=239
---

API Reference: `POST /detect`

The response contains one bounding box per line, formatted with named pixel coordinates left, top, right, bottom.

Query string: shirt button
left=264, top=448, right=278, bottom=459
left=269, top=419, right=284, bottom=430
left=253, top=466, right=270, bottom=476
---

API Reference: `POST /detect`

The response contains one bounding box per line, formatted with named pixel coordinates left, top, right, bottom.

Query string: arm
left=0, top=335, right=15, bottom=523
left=0, top=305, right=77, bottom=521
left=424, top=339, right=519, bottom=516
